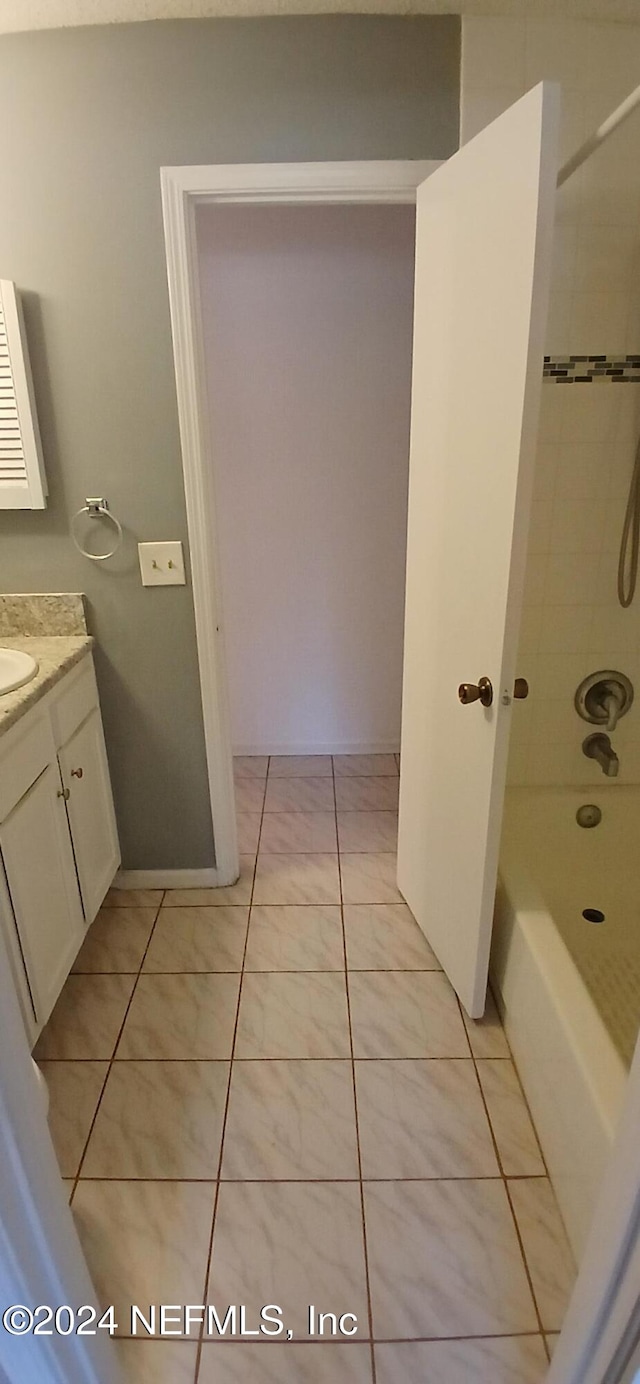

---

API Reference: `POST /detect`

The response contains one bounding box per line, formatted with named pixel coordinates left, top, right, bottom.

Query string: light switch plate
left=138, top=540, right=186, bottom=586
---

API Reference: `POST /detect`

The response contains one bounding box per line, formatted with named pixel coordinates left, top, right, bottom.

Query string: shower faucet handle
left=575, top=671, right=634, bottom=730
left=600, top=689, right=623, bottom=732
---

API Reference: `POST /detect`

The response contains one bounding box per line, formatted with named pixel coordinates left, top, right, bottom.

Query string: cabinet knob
left=71, top=767, right=84, bottom=779
left=57, top=787, right=70, bottom=801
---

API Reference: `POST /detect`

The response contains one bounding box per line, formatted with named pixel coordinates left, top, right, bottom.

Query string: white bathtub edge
left=492, top=871, right=627, bottom=1262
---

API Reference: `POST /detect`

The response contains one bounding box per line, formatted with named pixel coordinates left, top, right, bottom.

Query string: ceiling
left=0, top=0, right=639, bottom=35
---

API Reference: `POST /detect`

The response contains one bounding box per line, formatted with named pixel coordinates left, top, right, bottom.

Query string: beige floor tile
left=477, top=1060, right=545, bottom=1176
left=73, top=1181, right=213, bottom=1336
left=234, top=779, right=267, bottom=813
left=72, top=908, right=157, bottom=973
left=116, top=974, right=240, bottom=1060
left=40, top=1061, right=108, bottom=1177
left=508, top=1178, right=576, bottom=1331
left=546, top=1334, right=560, bottom=1357
left=34, top=975, right=135, bottom=1060
left=349, top=972, right=468, bottom=1058
left=365, top=1179, right=537, bottom=1339
left=253, top=853, right=340, bottom=906
left=164, top=859, right=254, bottom=907
left=82, top=1061, right=229, bottom=1178
left=236, top=813, right=262, bottom=855
left=105, top=888, right=163, bottom=908
left=265, top=776, right=335, bottom=812
left=340, top=853, right=402, bottom=905
left=335, top=776, right=399, bottom=811
left=207, top=1182, right=369, bottom=1341
left=344, top=903, right=439, bottom=970
left=235, top=972, right=350, bottom=1058
left=260, top=812, right=337, bottom=853
left=234, top=755, right=269, bottom=779
left=222, top=1059, right=358, bottom=1180
left=333, top=754, right=398, bottom=777
left=269, top=755, right=333, bottom=776
left=374, top=1338, right=548, bottom=1384
left=337, top=812, right=398, bottom=853
left=462, top=988, right=510, bottom=1058
left=115, top=1341, right=198, bottom=1384
left=245, top=905, right=343, bottom=971
left=143, top=907, right=248, bottom=973
left=199, top=1344, right=373, bottom=1381
left=355, top=1060, right=498, bottom=1178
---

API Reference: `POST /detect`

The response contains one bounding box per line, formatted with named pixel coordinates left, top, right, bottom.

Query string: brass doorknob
left=458, top=677, right=493, bottom=708
left=513, top=678, right=529, bottom=700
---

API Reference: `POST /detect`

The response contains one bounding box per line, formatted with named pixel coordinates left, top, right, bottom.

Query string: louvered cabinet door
left=0, top=280, right=47, bottom=508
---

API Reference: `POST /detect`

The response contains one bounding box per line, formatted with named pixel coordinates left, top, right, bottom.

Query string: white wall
left=197, top=203, right=415, bottom=755
left=462, top=16, right=640, bottom=786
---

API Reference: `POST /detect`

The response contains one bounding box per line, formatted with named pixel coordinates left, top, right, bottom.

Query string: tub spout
left=582, top=732, right=619, bottom=777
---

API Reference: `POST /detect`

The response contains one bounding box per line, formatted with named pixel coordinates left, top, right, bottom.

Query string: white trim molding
left=160, top=159, right=439, bottom=889
left=114, top=867, right=221, bottom=889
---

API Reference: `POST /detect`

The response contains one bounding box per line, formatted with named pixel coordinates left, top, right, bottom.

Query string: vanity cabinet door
left=58, top=708, right=120, bottom=924
left=0, top=763, right=85, bottom=1027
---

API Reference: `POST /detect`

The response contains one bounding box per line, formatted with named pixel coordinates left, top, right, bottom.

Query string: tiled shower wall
left=462, top=16, right=640, bottom=786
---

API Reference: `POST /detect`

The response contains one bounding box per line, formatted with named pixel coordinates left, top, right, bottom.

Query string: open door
left=398, top=83, right=559, bottom=1017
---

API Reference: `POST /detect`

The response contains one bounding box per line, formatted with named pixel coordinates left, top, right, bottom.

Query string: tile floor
left=36, top=754, right=576, bottom=1384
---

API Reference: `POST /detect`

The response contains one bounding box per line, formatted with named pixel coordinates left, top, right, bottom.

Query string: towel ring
left=71, top=498, right=123, bottom=562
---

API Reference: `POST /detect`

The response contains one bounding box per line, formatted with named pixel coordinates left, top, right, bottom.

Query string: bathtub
left=492, top=785, right=637, bottom=1261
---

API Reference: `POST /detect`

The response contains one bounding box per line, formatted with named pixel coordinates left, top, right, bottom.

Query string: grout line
left=333, top=755, right=377, bottom=1384
left=193, top=757, right=269, bottom=1384
left=69, top=966, right=443, bottom=977
left=48, top=1053, right=514, bottom=1064
left=101, top=1328, right=552, bottom=1347
left=456, top=992, right=550, bottom=1348
left=69, top=891, right=167, bottom=1201
left=70, top=1174, right=548, bottom=1184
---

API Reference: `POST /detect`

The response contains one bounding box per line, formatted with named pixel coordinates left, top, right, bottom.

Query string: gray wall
left=0, top=16, right=460, bottom=869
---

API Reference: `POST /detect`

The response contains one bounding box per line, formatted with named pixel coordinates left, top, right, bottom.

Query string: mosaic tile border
left=544, top=354, right=640, bottom=382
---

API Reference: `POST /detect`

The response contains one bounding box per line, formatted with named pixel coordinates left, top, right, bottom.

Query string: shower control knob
left=458, top=677, right=493, bottom=707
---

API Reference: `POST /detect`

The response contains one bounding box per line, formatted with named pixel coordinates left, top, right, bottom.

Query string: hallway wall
left=197, top=202, right=416, bottom=754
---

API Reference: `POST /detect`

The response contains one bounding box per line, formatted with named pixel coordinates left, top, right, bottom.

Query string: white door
left=0, top=763, right=85, bottom=1026
left=59, top=709, right=120, bottom=923
left=398, top=83, right=559, bottom=1017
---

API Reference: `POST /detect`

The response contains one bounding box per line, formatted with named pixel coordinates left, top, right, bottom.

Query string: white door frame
left=159, top=156, right=640, bottom=1384
left=160, top=159, right=439, bottom=887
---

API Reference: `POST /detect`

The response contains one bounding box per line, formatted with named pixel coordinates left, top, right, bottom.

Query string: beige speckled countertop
left=0, top=636, right=94, bottom=738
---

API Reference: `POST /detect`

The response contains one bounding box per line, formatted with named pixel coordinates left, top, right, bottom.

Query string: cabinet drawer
left=0, top=714, right=54, bottom=823
left=50, top=656, right=98, bottom=749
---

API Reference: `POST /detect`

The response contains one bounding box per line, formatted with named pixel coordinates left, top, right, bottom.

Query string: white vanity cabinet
left=0, top=654, right=120, bottom=1044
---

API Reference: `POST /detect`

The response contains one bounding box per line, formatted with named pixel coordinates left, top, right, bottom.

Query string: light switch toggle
left=138, top=541, right=186, bottom=586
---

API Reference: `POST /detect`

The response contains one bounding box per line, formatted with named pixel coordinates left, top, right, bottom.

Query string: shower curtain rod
left=557, top=83, right=640, bottom=186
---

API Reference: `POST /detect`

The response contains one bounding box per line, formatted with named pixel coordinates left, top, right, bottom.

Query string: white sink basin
left=0, top=648, right=38, bottom=695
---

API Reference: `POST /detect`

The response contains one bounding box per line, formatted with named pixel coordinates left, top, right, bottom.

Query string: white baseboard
left=113, top=867, right=222, bottom=890
left=233, top=742, right=401, bottom=756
